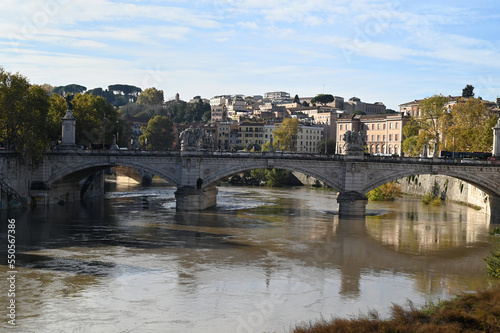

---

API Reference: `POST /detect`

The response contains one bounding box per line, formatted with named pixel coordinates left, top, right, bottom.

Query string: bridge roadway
left=2, top=150, right=500, bottom=219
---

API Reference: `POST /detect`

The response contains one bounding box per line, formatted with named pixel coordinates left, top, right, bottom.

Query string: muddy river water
left=1, top=179, right=498, bottom=332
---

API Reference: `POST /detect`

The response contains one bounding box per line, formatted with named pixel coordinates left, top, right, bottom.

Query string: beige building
left=211, top=105, right=227, bottom=122
left=336, top=114, right=410, bottom=155
left=238, top=121, right=266, bottom=149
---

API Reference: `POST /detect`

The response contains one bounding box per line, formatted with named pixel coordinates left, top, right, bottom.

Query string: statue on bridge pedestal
left=342, top=130, right=365, bottom=156
left=179, top=126, right=215, bottom=151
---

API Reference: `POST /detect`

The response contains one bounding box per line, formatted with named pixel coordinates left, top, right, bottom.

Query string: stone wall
left=398, top=174, right=489, bottom=211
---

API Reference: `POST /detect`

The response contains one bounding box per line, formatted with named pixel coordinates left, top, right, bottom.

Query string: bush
left=367, top=182, right=403, bottom=201
left=484, top=244, right=500, bottom=278
left=489, top=227, right=500, bottom=235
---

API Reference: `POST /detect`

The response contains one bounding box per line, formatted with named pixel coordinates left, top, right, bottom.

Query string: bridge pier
left=337, top=191, right=367, bottom=218
left=174, top=186, right=218, bottom=211
left=487, top=195, right=500, bottom=223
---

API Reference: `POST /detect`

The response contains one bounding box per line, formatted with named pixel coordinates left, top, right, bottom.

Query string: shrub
left=484, top=243, right=500, bottom=278
left=367, top=182, right=403, bottom=201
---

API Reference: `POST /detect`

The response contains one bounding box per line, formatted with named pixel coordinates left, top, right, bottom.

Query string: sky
left=1, top=0, right=500, bottom=110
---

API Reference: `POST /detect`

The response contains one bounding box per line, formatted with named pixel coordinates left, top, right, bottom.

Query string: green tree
left=293, top=94, right=300, bottom=103
left=53, top=84, right=87, bottom=96
left=442, top=97, right=497, bottom=152
left=272, top=118, right=299, bottom=151
left=402, top=94, right=448, bottom=156
left=108, top=84, right=142, bottom=102
left=316, top=138, right=336, bottom=154
left=266, top=169, right=292, bottom=187
left=462, top=84, right=475, bottom=98
left=47, top=93, right=68, bottom=142
left=0, top=68, right=50, bottom=166
left=139, top=115, right=174, bottom=150
left=71, top=93, right=118, bottom=147
left=310, top=94, right=334, bottom=106
left=137, top=87, right=164, bottom=106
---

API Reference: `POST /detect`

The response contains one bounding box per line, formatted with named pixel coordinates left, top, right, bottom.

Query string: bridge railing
left=40, top=149, right=500, bottom=165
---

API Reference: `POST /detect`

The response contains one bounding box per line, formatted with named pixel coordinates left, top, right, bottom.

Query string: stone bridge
left=2, top=150, right=500, bottom=220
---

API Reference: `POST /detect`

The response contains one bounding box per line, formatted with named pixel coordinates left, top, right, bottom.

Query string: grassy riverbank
left=293, top=283, right=500, bottom=332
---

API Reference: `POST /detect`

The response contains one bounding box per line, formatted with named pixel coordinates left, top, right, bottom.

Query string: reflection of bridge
left=2, top=150, right=500, bottom=219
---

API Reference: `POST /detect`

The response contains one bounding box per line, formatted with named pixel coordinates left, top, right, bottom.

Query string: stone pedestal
left=493, top=119, right=500, bottom=156
left=60, top=109, right=76, bottom=149
left=337, top=191, right=367, bottom=217
left=175, top=186, right=218, bottom=211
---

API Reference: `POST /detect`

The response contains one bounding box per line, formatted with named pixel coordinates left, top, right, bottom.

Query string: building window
left=395, top=134, right=399, bottom=141
left=389, top=123, right=393, bottom=129
left=377, top=135, right=380, bottom=141
left=377, top=124, right=380, bottom=130
left=383, top=124, right=386, bottom=130
left=389, top=134, right=392, bottom=141
left=395, top=123, right=399, bottom=129
left=371, top=135, right=374, bottom=141
left=383, top=135, right=386, bottom=141
left=340, top=125, right=343, bottom=130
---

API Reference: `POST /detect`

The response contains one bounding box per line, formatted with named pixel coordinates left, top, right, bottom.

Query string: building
left=216, top=122, right=239, bottom=150
left=211, top=105, right=227, bottom=122
left=210, top=95, right=231, bottom=107
left=238, top=121, right=266, bottom=149
left=344, top=97, right=386, bottom=114
left=296, top=124, right=324, bottom=153
left=336, top=114, right=410, bottom=155
left=264, top=91, right=291, bottom=103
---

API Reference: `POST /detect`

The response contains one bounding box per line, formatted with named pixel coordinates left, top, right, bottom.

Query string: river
left=1, top=178, right=498, bottom=332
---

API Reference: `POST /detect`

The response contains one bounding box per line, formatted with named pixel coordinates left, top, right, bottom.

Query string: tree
left=47, top=93, right=67, bottom=142
left=462, top=84, right=475, bottom=98
left=53, top=84, right=87, bottom=96
left=71, top=93, right=118, bottom=147
left=272, top=118, right=299, bottom=151
left=442, top=97, right=497, bottom=152
left=402, top=94, right=448, bottom=156
left=316, top=138, right=336, bottom=154
left=137, top=87, right=164, bottom=106
left=293, top=94, right=300, bottom=103
left=0, top=68, right=50, bottom=166
left=139, top=115, right=174, bottom=150
left=108, top=84, right=142, bottom=103
left=310, top=94, right=334, bottom=106
left=86, top=87, right=118, bottom=106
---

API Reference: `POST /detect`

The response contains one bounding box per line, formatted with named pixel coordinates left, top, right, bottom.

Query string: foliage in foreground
left=366, top=182, right=402, bottom=201
left=484, top=243, right=500, bottom=279
left=293, top=285, right=500, bottom=333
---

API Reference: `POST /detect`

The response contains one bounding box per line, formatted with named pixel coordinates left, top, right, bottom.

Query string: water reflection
left=0, top=182, right=497, bottom=333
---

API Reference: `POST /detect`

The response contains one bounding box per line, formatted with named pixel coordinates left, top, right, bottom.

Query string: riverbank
left=293, top=283, right=500, bottom=332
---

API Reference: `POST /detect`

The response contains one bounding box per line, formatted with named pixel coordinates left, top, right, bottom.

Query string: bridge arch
left=362, top=168, right=500, bottom=198
left=47, top=161, right=180, bottom=187
left=201, top=160, right=344, bottom=191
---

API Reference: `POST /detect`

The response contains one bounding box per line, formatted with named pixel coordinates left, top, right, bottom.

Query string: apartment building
left=262, top=122, right=324, bottom=153
left=216, top=122, right=239, bottom=150
left=264, top=91, right=291, bottom=102
left=211, top=105, right=227, bottom=122
left=296, top=124, right=324, bottom=153
left=238, top=121, right=266, bottom=149
left=336, top=114, right=410, bottom=155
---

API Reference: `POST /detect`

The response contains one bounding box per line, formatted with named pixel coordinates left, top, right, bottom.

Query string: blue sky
left=1, top=0, right=500, bottom=110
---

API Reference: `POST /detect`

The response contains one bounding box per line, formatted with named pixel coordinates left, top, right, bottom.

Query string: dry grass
left=293, top=284, right=500, bottom=333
